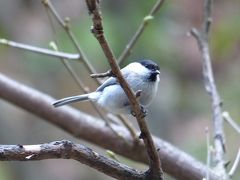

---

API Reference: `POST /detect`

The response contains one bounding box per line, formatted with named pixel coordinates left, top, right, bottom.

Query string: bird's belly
left=97, top=81, right=158, bottom=114
left=97, top=85, right=130, bottom=114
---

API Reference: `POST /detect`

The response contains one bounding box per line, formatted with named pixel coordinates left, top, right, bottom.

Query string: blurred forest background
left=0, top=0, right=239, bottom=179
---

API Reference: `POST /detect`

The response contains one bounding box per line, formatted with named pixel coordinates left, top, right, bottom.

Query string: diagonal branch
left=0, top=72, right=220, bottom=180
left=0, top=39, right=80, bottom=60
left=190, top=0, right=227, bottom=178
left=118, top=0, right=165, bottom=65
left=42, top=0, right=137, bottom=139
left=0, top=140, right=144, bottom=180
left=85, top=1, right=163, bottom=179
left=42, top=0, right=99, bottom=78
left=222, top=111, right=240, bottom=134
left=228, top=147, right=240, bottom=178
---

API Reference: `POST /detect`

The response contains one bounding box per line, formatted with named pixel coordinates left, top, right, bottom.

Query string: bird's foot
left=131, top=105, right=148, bottom=118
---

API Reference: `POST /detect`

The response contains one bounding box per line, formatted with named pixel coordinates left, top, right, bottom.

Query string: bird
left=53, top=59, right=160, bottom=115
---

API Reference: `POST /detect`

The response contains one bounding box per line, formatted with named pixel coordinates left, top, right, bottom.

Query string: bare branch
left=0, top=73, right=220, bottom=180
left=49, top=42, right=90, bottom=91
left=0, top=140, right=144, bottom=180
left=203, top=0, right=213, bottom=35
left=229, top=147, right=240, bottom=177
left=222, top=111, right=240, bottom=134
left=90, top=70, right=113, bottom=78
left=0, top=38, right=80, bottom=60
left=118, top=0, right=165, bottom=65
left=190, top=0, right=227, bottom=178
left=85, top=1, right=163, bottom=179
left=42, top=0, right=137, bottom=139
left=42, top=0, right=99, bottom=78
left=205, top=127, right=211, bottom=180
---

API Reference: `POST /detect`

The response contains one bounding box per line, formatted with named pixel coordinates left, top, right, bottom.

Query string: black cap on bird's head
left=138, top=60, right=160, bottom=82
left=138, top=59, right=160, bottom=72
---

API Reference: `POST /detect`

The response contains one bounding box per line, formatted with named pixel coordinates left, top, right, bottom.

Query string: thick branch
left=0, top=140, right=144, bottom=180
left=0, top=72, right=220, bottom=180
left=85, top=1, right=163, bottom=179
left=0, top=39, right=80, bottom=60
left=190, top=0, right=227, bottom=178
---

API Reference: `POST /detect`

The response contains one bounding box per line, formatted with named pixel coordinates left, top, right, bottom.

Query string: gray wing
left=96, top=77, right=118, bottom=92
left=96, top=69, right=130, bottom=92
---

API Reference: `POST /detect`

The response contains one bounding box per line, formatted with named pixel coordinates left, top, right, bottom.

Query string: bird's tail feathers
left=53, top=94, right=90, bottom=107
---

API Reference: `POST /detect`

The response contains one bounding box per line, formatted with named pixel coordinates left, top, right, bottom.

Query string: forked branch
left=85, top=0, right=164, bottom=179
left=190, top=0, right=227, bottom=178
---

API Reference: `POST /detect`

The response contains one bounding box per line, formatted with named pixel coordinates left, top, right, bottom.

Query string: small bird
left=53, top=60, right=160, bottom=115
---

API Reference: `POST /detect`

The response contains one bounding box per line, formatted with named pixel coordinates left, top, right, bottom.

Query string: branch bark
left=0, top=39, right=80, bottom=60
left=43, top=0, right=137, bottom=140
left=85, top=1, right=163, bottom=179
left=190, top=0, right=227, bottom=178
left=0, top=73, right=220, bottom=180
left=0, top=140, right=144, bottom=180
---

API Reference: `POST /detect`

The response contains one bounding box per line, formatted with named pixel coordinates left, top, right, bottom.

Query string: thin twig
left=118, top=115, right=138, bottom=141
left=43, top=1, right=128, bottom=140
left=118, top=0, right=165, bottom=65
left=0, top=140, right=144, bottom=180
left=0, top=73, right=220, bottom=180
left=205, top=127, right=211, bottom=180
left=229, top=147, right=240, bottom=177
left=222, top=111, right=240, bottom=134
left=49, top=42, right=89, bottom=91
left=190, top=0, right=227, bottom=178
left=42, top=0, right=137, bottom=140
left=0, top=39, right=80, bottom=60
left=42, top=0, right=99, bottom=79
left=90, top=70, right=113, bottom=78
left=85, top=1, right=163, bottom=179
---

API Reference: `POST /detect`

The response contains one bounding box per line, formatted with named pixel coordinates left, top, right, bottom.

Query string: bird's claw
left=131, top=106, right=148, bottom=118
left=140, top=105, right=148, bottom=117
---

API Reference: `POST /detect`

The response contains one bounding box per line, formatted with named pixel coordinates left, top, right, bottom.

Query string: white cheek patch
left=157, top=75, right=160, bottom=82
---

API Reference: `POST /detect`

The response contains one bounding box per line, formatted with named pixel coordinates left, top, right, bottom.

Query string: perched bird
left=53, top=60, right=160, bottom=115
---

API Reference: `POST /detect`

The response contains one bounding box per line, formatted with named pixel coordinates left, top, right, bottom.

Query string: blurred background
left=0, top=0, right=239, bottom=179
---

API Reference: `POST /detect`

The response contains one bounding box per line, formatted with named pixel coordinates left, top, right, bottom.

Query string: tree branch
left=0, top=38, right=80, bottom=60
left=0, top=140, right=144, bottom=180
left=228, top=147, right=240, bottom=178
left=190, top=0, right=227, bottom=178
left=42, top=0, right=137, bottom=140
left=222, top=111, right=240, bottom=134
left=42, top=0, right=99, bottom=77
left=85, top=1, right=163, bottom=179
left=0, top=64, right=220, bottom=179
left=90, top=70, right=113, bottom=78
left=118, top=0, right=165, bottom=65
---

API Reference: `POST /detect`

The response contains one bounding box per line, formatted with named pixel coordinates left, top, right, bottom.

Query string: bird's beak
left=155, top=70, right=160, bottom=75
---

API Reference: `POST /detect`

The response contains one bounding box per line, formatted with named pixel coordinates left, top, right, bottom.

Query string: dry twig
left=229, top=147, right=240, bottom=177
left=0, top=39, right=80, bottom=60
left=0, top=140, right=144, bottom=180
left=90, top=70, right=113, bottom=78
left=190, top=0, right=227, bottom=178
left=0, top=73, right=220, bottom=180
left=43, top=0, right=137, bottom=139
left=222, top=111, right=240, bottom=134
left=85, top=0, right=163, bottom=179
left=205, top=127, right=211, bottom=180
